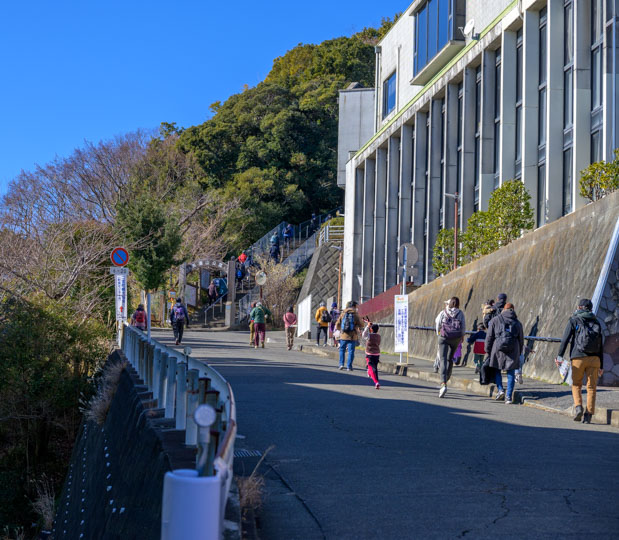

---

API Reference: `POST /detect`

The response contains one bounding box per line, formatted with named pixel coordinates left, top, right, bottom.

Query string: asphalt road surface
left=153, top=328, right=619, bottom=540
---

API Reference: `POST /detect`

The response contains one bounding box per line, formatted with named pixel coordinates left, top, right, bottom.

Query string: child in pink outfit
left=362, top=322, right=381, bottom=389
left=283, top=306, right=297, bottom=350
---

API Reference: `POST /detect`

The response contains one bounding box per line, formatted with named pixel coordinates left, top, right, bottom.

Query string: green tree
left=487, top=179, right=534, bottom=246
left=460, top=211, right=494, bottom=263
left=432, top=228, right=460, bottom=276
left=117, top=195, right=182, bottom=292
left=579, top=149, right=619, bottom=202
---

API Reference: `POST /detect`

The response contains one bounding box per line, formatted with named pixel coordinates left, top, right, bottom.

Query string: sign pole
left=399, top=246, right=407, bottom=365
left=147, top=291, right=152, bottom=340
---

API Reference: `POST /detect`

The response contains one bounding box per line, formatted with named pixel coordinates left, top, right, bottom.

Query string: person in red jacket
left=362, top=320, right=381, bottom=389
left=131, top=304, right=147, bottom=330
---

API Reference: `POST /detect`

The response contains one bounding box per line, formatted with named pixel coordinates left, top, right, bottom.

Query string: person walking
left=485, top=302, right=524, bottom=404
left=131, top=304, right=147, bottom=331
left=283, top=306, right=297, bottom=350
left=335, top=301, right=363, bottom=371
left=170, top=297, right=190, bottom=346
left=283, top=223, right=294, bottom=251
left=269, top=243, right=280, bottom=264
left=250, top=301, right=271, bottom=348
left=315, top=301, right=330, bottom=346
left=467, top=323, right=487, bottom=374
left=329, top=302, right=340, bottom=347
left=484, top=294, right=506, bottom=328
left=362, top=321, right=382, bottom=389
left=248, top=301, right=257, bottom=346
left=435, top=297, right=466, bottom=398
left=208, top=280, right=218, bottom=305
left=555, top=298, right=604, bottom=423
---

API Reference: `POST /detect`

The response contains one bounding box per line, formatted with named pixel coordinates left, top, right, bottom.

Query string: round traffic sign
left=110, top=247, right=130, bottom=267
left=255, top=271, right=267, bottom=286
left=398, top=243, right=419, bottom=267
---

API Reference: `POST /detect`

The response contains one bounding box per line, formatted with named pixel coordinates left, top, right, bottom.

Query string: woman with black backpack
left=435, top=297, right=466, bottom=398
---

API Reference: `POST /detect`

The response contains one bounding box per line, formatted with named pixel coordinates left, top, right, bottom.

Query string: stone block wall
left=376, top=191, right=619, bottom=385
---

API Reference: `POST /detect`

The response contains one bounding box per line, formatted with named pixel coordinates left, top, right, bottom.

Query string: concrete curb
left=296, top=344, right=619, bottom=429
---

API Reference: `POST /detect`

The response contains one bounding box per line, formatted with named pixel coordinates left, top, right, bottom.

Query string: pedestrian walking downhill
left=250, top=301, right=271, bottom=348
left=435, top=297, right=466, bottom=398
left=362, top=320, right=381, bottom=389
left=315, top=301, right=331, bottom=346
left=170, top=298, right=190, bottom=345
left=131, top=304, right=147, bottom=331
left=335, top=301, right=363, bottom=371
left=555, top=298, right=604, bottom=424
left=283, top=306, right=297, bottom=350
left=485, top=302, right=524, bottom=404
left=248, top=301, right=257, bottom=346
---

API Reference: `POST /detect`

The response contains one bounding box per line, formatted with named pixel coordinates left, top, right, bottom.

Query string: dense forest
left=0, top=18, right=396, bottom=535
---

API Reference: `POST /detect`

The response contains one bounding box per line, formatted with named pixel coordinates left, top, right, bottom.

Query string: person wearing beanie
left=314, top=301, right=330, bottom=346
left=329, top=302, right=340, bottom=347
left=556, top=298, right=604, bottom=424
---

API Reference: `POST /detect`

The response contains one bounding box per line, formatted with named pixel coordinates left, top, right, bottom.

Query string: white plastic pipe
left=165, top=356, right=177, bottom=419
left=153, top=348, right=161, bottom=400
left=185, top=369, right=200, bottom=446
left=175, top=362, right=187, bottom=430
left=159, top=352, right=169, bottom=410
left=161, top=469, right=222, bottom=540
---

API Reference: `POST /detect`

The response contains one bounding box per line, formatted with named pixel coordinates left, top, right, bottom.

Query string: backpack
left=134, top=311, right=146, bottom=325
left=342, top=312, right=355, bottom=333
left=440, top=310, right=463, bottom=339
left=574, top=316, right=602, bottom=355
left=270, top=234, right=279, bottom=245
left=495, top=315, right=518, bottom=353
left=321, top=310, right=332, bottom=323
left=236, top=269, right=243, bottom=279
left=173, top=305, right=185, bottom=322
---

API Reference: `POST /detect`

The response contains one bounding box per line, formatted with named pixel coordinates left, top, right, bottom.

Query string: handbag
left=558, top=358, right=573, bottom=385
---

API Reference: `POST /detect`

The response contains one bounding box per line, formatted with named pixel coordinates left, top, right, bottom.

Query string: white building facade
left=342, top=0, right=619, bottom=305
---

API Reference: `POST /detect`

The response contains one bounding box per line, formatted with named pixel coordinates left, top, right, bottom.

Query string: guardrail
left=318, top=224, right=344, bottom=246
left=120, top=324, right=236, bottom=539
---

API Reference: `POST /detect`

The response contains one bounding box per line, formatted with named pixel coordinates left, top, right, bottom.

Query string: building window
left=563, top=148, right=573, bottom=215
left=563, top=0, right=574, bottom=215
left=474, top=66, right=481, bottom=212
left=382, top=72, right=397, bottom=118
left=439, top=99, right=446, bottom=226
left=515, top=29, right=523, bottom=178
left=591, top=0, right=604, bottom=160
left=538, top=8, right=547, bottom=226
left=414, top=0, right=455, bottom=75
left=493, top=48, right=501, bottom=189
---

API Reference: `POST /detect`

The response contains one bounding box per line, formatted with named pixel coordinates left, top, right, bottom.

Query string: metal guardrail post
left=185, top=369, right=200, bottom=445
left=138, top=338, right=145, bottom=379
left=153, top=348, right=161, bottom=400
left=198, top=377, right=210, bottom=403
left=147, top=343, right=154, bottom=391
left=159, top=352, right=169, bottom=410
left=175, top=362, right=188, bottom=430
left=165, top=356, right=177, bottom=420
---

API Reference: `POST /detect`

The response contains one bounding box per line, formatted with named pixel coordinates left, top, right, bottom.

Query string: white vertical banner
left=115, top=274, right=128, bottom=321
left=394, top=295, right=408, bottom=353
left=297, top=295, right=312, bottom=337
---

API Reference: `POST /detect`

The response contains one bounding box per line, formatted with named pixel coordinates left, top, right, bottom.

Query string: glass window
left=438, top=0, right=448, bottom=50
left=538, top=87, right=547, bottom=147
left=564, top=2, right=573, bottom=65
left=516, top=31, right=523, bottom=103
left=564, top=69, right=573, bottom=129
left=428, top=0, right=438, bottom=60
left=592, top=47, right=602, bottom=110
left=539, top=22, right=547, bottom=85
left=382, top=72, right=397, bottom=118
left=563, top=148, right=572, bottom=215
left=591, top=130, right=603, bottom=161
left=515, top=106, right=522, bottom=162
left=414, top=0, right=453, bottom=75
left=537, top=163, right=546, bottom=226
left=417, top=6, right=427, bottom=73
left=592, top=0, right=603, bottom=44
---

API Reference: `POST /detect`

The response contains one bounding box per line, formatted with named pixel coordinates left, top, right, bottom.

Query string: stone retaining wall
left=376, top=192, right=619, bottom=385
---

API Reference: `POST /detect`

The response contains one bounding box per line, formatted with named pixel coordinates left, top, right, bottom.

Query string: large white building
left=340, top=0, right=619, bottom=305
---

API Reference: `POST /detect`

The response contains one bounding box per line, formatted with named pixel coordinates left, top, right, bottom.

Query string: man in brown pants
left=555, top=298, right=604, bottom=424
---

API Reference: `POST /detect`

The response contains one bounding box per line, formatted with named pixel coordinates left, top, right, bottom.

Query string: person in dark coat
left=485, top=302, right=524, bottom=404
left=483, top=293, right=507, bottom=328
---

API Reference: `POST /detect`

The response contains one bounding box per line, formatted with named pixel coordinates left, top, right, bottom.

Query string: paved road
left=153, top=328, right=619, bottom=540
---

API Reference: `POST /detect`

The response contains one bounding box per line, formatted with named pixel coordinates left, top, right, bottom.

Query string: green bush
left=579, top=149, right=619, bottom=202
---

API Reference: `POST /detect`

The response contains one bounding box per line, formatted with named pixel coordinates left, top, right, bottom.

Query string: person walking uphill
left=170, top=298, right=190, bottom=346
left=556, top=298, right=604, bottom=424
left=485, top=303, right=524, bottom=404
left=250, top=301, right=271, bottom=348
left=335, top=301, right=363, bottom=371
left=435, top=297, right=466, bottom=398
left=362, top=321, right=382, bottom=389
left=131, top=304, right=147, bottom=331
left=315, top=301, right=331, bottom=346
left=283, top=306, right=297, bottom=350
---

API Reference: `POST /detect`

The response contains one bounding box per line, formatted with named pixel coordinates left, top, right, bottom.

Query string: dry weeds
left=236, top=445, right=274, bottom=510
left=84, top=360, right=127, bottom=425
left=30, top=475, right=55, bottom=530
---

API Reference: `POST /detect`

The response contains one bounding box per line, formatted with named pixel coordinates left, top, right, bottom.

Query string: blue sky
left=0, top=1, right=404, bottom=195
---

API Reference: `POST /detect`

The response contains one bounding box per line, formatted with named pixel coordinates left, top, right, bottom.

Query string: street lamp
left=444, top=192, right=460, bottom=270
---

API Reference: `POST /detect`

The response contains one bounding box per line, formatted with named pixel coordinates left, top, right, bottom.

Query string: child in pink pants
left=362, top=322, right=381, bottom=389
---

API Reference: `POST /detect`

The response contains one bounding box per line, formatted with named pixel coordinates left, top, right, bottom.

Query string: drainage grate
left=234, top=449, right=262, bottom=458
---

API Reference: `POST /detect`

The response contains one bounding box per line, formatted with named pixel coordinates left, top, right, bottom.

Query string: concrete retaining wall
left=53, top=351, right=172, bottom=539
left=297, top=242, right=342, bottom=316
left=376, top=191, right=619, bottom=385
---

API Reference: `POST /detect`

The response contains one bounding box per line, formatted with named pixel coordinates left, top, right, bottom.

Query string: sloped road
left=152, top=328, right=619, bottom=540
